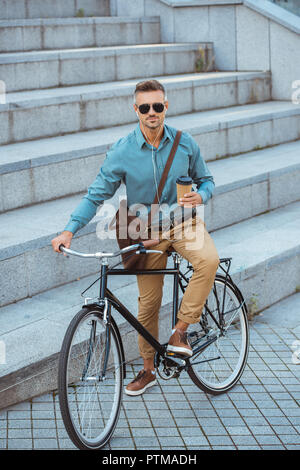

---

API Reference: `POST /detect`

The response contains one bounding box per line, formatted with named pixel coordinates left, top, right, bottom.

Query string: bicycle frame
left=98, top=254, right=183, bottom=361
left=83, top=254, right=238, bottom=376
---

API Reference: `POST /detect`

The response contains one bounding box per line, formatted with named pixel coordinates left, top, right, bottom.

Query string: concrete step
left=0, top=71, right=272, bottom=144
left=0, top=0, right=110, bottom=20
left=0, top=43, right=213, bottom=92
left=1, top=201, right=299, bottom=409
left=0, top=100, right=299, bottom=212
left=1, top=139, right=299, bottom=307
left=0, top=17, right=161, bottom=52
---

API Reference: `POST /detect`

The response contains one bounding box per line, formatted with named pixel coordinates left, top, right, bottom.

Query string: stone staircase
left=0, top=0, right=299, bottom=409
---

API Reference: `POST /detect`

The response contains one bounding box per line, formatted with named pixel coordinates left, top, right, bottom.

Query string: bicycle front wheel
left=58, top=307, right=123, bottom=450
left=187, top=276, right=249, bottom=395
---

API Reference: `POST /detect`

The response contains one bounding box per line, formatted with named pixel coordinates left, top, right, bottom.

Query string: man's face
left=134, top=90, right=168, bottom=131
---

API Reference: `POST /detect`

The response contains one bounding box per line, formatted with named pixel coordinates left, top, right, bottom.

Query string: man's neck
left=140, top=123, right=164, bottom=149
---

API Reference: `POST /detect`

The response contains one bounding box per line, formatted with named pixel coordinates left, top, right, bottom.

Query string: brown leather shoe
left=167, top=328, right=193, bottom=357
left=125, top=369, right=157, bottom=396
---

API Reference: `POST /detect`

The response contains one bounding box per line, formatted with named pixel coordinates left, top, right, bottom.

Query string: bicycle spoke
left=188, top=278, right=249, bottom=393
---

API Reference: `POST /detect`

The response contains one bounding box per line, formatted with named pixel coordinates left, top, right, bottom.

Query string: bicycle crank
left=154, top=351, right=186, bottom=380
left=157, top=366, right=179, bottom=380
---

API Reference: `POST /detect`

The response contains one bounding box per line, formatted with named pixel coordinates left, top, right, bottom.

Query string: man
left=51, top=79, right=219, bottom=396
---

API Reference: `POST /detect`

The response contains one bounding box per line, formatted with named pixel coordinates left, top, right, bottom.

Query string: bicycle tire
left=186, top=275, right=249, bottom=395
left=58, top=307, right=123, bottom=450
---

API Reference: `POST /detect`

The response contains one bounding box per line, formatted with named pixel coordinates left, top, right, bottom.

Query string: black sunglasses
left=137, top=102, right=165, bottom=114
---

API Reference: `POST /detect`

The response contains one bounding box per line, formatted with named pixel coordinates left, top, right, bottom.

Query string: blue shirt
left=64, top=124, right=215, bottom=234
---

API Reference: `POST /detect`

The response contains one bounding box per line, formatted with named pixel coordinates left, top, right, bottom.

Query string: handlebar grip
left=136, top=249, right=163, bottom=255
left=59, top=244, right=65, bottom=252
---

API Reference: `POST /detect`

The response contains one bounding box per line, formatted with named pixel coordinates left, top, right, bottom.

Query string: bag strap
left=148, top=130, right=182, bottom=224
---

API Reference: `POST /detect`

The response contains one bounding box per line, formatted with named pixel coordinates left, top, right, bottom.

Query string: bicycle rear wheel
left=58, top=307, right=123, bottom=450
left=187, top=276, right=249, bottom=395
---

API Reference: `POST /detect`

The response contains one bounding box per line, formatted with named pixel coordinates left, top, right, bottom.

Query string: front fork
left=81, top=299, right=112, bottom=382
left=101, top=300, right=111, bottom=379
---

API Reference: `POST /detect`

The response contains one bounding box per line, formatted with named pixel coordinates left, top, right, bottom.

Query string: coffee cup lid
left=176, top=176, right=193, bottom=185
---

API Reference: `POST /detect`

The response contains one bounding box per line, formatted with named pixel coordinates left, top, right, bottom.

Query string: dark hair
left=134, top=80, right=166, bottom=101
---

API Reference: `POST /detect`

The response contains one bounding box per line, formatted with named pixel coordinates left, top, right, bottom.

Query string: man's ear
left=133, top=104, right=139, bottom=117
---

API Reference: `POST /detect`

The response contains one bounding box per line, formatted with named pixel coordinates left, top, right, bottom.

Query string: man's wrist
left=62, top=230, right=74, bottom=238
left=197, top=190, right=207, bottom=205
left=64, top=220, right=81, bottom=234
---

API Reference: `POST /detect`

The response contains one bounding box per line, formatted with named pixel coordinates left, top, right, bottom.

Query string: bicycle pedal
left=166, top=351, right=184, bottom=358
left=163, top=344, right=188, bottom=361
left=166, top=351, right=188, bottom=360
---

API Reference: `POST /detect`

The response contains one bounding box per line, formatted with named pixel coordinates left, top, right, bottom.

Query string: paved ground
left=0, top=293, right=299, bottom=451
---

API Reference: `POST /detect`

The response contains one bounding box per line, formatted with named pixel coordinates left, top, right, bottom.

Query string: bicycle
left=57, top=242, right=249, bottom=450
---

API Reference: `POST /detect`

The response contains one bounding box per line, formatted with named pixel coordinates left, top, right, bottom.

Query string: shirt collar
left=135, top=124, right=172, bottom=149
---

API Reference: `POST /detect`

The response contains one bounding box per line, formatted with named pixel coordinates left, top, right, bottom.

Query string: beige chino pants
left=136, top=216, right=220, bottom=359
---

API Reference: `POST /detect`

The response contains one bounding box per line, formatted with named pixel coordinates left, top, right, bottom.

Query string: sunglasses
left=137, top=102, right=165, bottom=114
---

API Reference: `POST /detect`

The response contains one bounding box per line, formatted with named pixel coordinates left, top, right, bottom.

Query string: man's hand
left=51, top=230, right=73, bottom=255
left=179, top=192, right=203, bottom=207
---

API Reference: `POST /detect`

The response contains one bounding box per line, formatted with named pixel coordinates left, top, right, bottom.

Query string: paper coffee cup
left=176, top=176, right=193, bottom=204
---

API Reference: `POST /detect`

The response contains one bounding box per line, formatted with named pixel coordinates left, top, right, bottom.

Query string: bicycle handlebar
left=59, top=243, right=163, bottom=259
